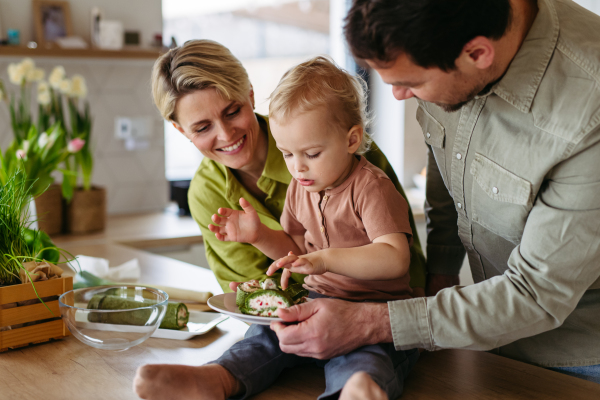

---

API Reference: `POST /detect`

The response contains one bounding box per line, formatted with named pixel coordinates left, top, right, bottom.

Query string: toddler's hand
left=208, top=198, right=261, bottom=243
left=267, top=251, right=325, bottom=289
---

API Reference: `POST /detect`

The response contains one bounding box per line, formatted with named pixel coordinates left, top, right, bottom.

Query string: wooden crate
left=0, top=276, right=73, bottom=352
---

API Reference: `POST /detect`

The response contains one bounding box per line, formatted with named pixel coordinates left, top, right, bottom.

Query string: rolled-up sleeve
left=390, top=136, right=600, bottom=351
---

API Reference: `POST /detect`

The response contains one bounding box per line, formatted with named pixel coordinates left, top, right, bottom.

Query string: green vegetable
left=87, top=294, right=189, bottom=329
left=284, top=283, right=309, bottom=303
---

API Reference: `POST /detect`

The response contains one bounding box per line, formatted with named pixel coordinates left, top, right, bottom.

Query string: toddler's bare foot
left=340, top=372, right=387, bottom=400
left=133, top=363, right=242, bottom=400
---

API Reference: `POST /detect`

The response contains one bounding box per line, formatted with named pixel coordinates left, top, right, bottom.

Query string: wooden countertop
left=1, top=212, right=598, bottom=399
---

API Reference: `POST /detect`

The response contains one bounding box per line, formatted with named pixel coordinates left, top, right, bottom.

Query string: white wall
left=0, top=1, right=167, bottom=214
left=0, top=0, right=162, bottom=47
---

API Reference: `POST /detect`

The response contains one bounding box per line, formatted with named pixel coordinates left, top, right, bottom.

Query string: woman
left=151, top=39, right=426, bottom=294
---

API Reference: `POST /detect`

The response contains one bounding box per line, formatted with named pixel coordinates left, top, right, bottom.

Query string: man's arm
left=390, top=138, right=600, bottom=351
left=424, top=145, right=466, bottom=295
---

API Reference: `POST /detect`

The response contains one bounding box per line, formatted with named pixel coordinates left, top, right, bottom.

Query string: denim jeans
left=547, top=364, right=600, bottom=384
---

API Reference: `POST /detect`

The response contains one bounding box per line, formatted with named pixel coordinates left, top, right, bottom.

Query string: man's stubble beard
left=433, top=71, right=493, bottom=113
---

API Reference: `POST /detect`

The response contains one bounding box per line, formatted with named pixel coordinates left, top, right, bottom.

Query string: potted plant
left=0, top=171, right=73, bottom=352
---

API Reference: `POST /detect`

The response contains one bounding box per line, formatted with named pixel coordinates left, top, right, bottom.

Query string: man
left=272, top=0, right=600, bottom=391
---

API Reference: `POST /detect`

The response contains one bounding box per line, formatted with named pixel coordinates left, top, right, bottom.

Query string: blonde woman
left=151, top=39, right=426, bottom=294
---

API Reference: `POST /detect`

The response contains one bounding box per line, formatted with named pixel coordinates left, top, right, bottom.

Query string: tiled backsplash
left=0, top=56, right=168, bottom=214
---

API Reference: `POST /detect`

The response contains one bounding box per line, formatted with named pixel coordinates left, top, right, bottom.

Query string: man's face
left=366, top=54, right=489, bottom=112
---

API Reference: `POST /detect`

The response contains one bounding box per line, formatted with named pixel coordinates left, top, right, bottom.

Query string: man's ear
left=347, top=125, right=364, bottom=153
left=172, top=121, right=185, bottom=134
left=459, top=36, right=495, bottom=70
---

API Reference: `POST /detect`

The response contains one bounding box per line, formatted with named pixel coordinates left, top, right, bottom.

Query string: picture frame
left=32, top=0, right=73, bottom=47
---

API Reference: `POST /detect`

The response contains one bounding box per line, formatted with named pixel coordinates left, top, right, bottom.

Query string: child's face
left=270, top=108, right=361, bottom=193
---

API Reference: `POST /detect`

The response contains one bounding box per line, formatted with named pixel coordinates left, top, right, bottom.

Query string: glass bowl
left=59, top=285, right=168, bottom=351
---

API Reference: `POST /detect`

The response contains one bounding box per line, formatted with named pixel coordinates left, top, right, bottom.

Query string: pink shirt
left=281, top=156, right=413, bottom=301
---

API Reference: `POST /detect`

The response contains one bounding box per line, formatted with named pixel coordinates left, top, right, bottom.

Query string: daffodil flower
left=49, top=66, right=66, bottom=89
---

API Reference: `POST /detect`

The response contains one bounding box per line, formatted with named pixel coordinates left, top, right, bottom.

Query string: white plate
left=74, top=310, right=229, bottom=340
left=151, top=311, right=229, bottom=340
left=208, top=293, right=284, bottom=325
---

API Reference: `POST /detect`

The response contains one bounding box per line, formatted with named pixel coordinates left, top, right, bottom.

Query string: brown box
left=0, top=276, right=73, bottom=352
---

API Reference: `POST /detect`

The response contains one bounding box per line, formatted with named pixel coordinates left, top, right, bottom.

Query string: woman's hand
left=208, top=197, right=261, bottom=243
left=267, top=251, right=325, bottom=289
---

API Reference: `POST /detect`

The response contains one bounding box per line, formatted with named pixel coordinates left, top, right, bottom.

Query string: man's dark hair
left=344, top=0, right=512, bottom=71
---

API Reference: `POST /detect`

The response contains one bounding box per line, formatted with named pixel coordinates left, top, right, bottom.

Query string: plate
left=208, top=293, right=283, bottom=325
left=74, top=310, right=229, bottom=340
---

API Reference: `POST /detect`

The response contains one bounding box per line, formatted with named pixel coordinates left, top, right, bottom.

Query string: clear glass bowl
left=59, top=285, right=168, bottom=351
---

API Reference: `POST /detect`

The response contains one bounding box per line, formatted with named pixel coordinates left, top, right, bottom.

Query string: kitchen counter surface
left=2, top=212, right=598, bottom=399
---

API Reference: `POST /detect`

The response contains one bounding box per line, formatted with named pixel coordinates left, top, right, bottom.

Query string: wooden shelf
left=0, top=46, right=162, bottom=60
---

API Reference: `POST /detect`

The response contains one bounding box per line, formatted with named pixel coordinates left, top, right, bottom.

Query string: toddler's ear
left=347, top=125, right=363, bottom=153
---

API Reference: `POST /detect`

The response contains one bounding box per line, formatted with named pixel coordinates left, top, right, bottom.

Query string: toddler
left=207, top=56, right=418, bottom=400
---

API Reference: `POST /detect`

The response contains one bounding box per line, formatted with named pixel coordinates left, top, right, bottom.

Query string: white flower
left=27, top=68, right=45, bottom=82
left=59, top=78, right=72, bottom=94
left=20, top=58, right=35, bottom=74
left=22, top=140, right=30, bottom=153
left=37, top=81, right=51, bottom=105
left=16, top=149, right=26, bottom=160
left=8, top=63, right=26, bottom=85
left=38, top=91, right=51, bottom=106
left=49, top=66, right=66, bottom=89
left=38, top=132, right=49, bottom=148
left=70, top=74, right=88, bottom=98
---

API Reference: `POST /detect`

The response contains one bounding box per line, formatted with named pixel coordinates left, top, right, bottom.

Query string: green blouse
left=188, top=114, right=426, bottom=292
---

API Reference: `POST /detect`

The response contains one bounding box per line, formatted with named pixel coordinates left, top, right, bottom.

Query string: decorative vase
left=34, top=184, right=63, bottom=236
left=65, top=186, right=107, bottom=234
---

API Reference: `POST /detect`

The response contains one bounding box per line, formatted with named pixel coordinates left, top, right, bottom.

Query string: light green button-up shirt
left=188, top=114, right=426, bottom=293
left=389, top=0, right=600, bottom=367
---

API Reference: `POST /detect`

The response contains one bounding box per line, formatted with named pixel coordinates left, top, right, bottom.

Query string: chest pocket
left=416, top=105, right=448, bottom=185
left=470, top=153, right=533, bottom=244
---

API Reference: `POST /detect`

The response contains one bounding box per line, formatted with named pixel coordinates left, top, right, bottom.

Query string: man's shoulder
left=532, top=1, right=600, bottom=143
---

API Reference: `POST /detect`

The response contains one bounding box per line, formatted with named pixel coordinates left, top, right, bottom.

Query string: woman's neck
left=236, top=117, right=269, bottom=183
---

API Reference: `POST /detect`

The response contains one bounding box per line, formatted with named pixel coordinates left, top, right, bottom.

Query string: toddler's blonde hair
left=151, top=39, right=251, bottom=122
left=269, top=56, right=372, bottom=154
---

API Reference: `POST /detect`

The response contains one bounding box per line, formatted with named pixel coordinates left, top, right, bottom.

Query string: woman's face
left=172, top=88, right=262, bottom=172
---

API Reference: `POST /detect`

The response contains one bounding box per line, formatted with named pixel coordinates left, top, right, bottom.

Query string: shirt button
left=456, top=153, right=462, bottom=160
left=426, top=132, right=431, bottom=139
left=320, top=226, right=324, bottom=232
left=492, top=187, right=499, bottom=194
left=323, top=195, right=328, bottom=201
left=457, top=202, right=462, bottom=209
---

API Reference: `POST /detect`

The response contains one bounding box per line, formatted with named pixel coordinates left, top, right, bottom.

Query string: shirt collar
left=491, top=0, right=559, bottom=113
left=324, top=155, right=367, bottom=196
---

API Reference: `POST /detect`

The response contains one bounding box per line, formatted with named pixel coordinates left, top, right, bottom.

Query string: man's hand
left=208, top=197, right=261, bottom=243
left=270, top=298, right=392, bottom=359
left=426, top=273, right=459, bottom=296
left=266, top=251, right=325, bottom=289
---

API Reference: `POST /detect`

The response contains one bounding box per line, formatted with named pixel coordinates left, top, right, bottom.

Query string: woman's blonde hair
left=269, top=56, right=372, bottom=154
left=151, top=39, right=251, bottom=122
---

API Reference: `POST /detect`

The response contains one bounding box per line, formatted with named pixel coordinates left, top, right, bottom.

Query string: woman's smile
left=217, top=135, right=246, bottom=154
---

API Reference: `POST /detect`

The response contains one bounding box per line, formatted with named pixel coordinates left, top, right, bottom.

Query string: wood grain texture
left=0, top=319, right=67, bottom=351
left=0, top=300, right=60, bottom=326
left=0, top=277, right=72, bottom=304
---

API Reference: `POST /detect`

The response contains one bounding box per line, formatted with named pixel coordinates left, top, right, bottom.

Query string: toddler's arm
left=208, top=197, right=304, bottom=260
left=268, top=232, right=410, bottom=281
